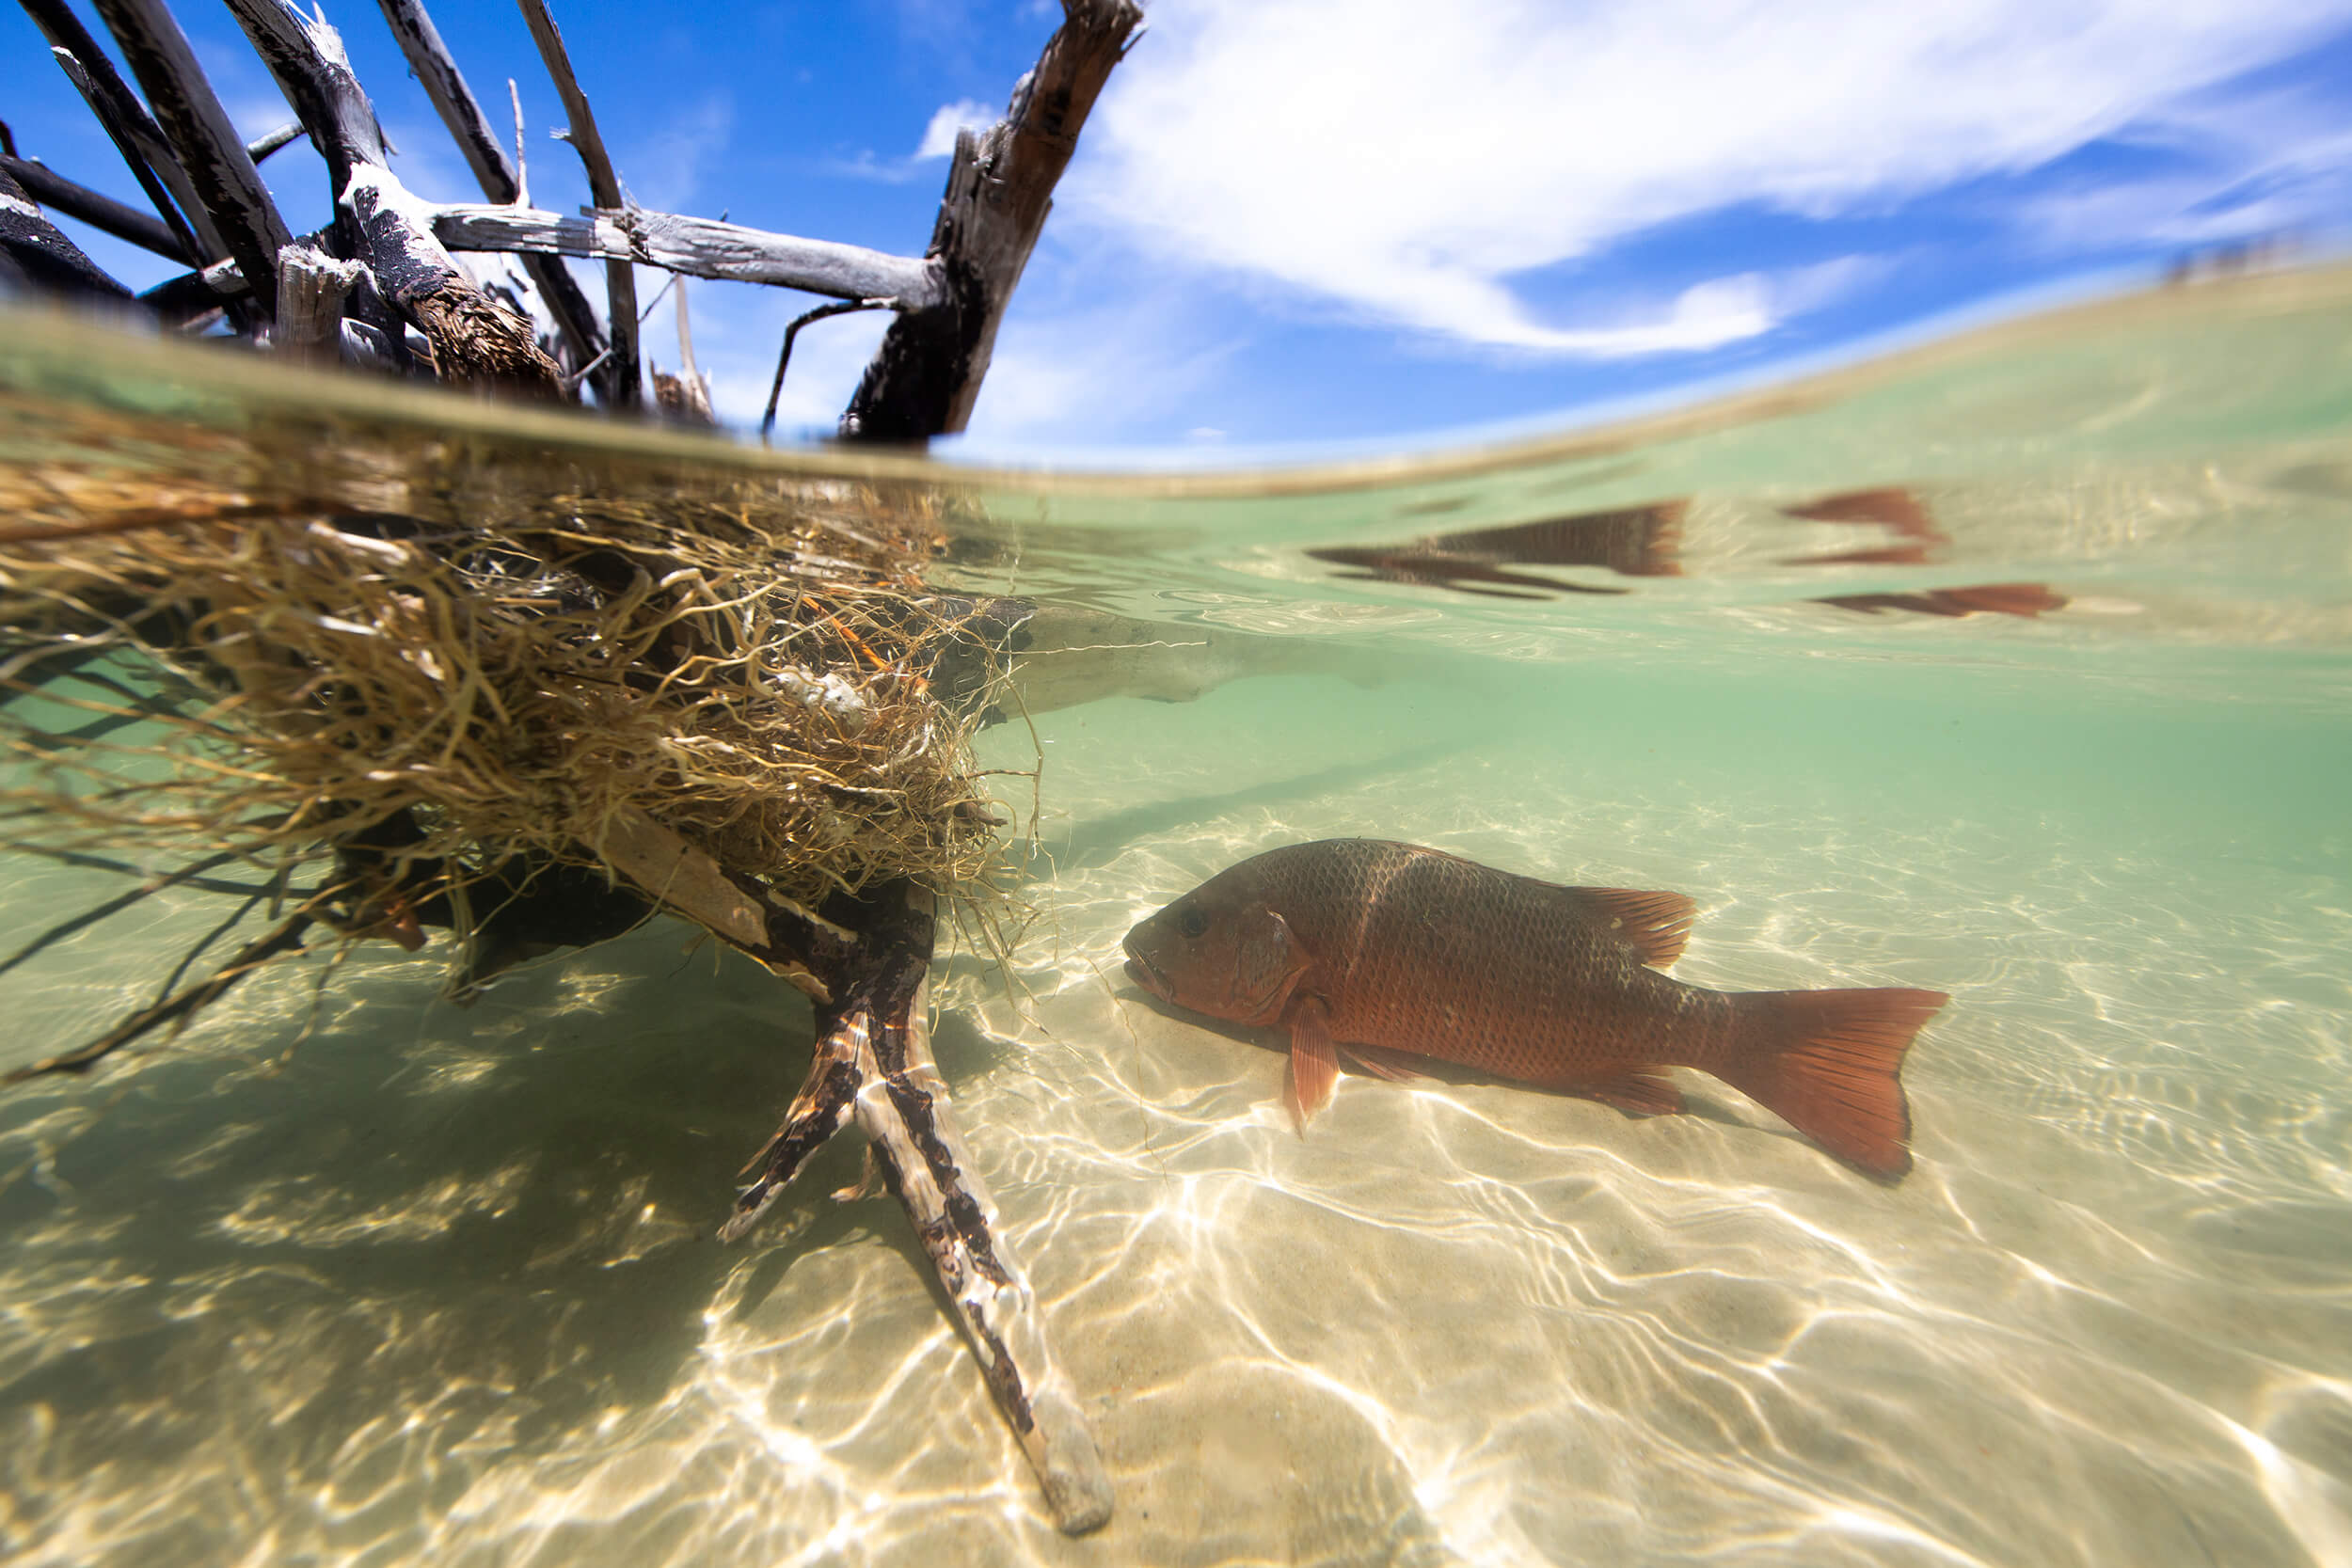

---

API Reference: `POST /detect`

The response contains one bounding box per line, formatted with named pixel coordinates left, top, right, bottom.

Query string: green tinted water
left=1, top=270, right=2347, bottom=1566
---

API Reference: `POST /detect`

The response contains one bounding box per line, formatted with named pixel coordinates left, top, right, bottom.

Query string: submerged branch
left=1, top=910, right=311, bottom=1085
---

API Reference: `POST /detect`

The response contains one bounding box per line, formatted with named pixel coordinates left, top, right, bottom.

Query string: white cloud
left=958, top=288, right=1245, bottom=448
left=916, top=99, right=1000, bottom=160
left=1073, top=0, right=2352, bottom=353
left=622, top=96, right=736, bottom=214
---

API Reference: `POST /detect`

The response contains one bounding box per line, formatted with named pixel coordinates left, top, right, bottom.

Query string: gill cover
left=1232, top=907, right=1309, bottom=1024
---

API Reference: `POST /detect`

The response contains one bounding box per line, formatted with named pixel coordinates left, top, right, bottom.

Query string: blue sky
left=7, top=0, right=2352, bottom=461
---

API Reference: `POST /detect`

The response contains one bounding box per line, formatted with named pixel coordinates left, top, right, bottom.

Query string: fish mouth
left=1122, top=945, right=1170, bottom=1001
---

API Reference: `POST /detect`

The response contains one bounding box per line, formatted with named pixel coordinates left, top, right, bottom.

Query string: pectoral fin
left=1283, top=996, right=1340, bottom=1132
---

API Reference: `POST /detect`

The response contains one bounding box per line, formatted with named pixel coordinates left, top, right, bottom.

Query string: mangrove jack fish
left=1122, top=839, right=1947, bottom=1179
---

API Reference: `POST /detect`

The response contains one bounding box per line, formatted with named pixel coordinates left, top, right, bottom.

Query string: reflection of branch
left=0, top=848, right=242, bottom=979
left=2, top=911, right=310, bottom=1085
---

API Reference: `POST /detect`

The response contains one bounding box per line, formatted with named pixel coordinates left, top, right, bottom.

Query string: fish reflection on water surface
left=1311, top=485, right=2069, bottom=619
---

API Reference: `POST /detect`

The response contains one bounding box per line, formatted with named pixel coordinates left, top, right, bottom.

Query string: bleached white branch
left=433, top=203, right=946, bottom=306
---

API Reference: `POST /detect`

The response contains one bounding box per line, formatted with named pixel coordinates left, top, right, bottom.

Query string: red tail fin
left=1718, top=988, right=1947, bottom=1180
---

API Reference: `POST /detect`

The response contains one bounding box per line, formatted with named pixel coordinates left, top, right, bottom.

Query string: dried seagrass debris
left=0, top=406, right=1019, bottom=981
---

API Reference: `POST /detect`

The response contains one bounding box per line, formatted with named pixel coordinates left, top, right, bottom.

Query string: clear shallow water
left=2, top=270, right=2349, bottom=1566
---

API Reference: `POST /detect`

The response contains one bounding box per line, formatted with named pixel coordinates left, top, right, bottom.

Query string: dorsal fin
left=1565, top=887, right=1697, bottom=969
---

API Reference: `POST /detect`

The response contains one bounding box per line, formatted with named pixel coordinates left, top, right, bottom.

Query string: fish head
left=1123, top=869, right=1309, bottom=1028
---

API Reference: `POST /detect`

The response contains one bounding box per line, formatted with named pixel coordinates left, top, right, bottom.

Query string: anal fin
left=1284, top=997, right=1341, bottom=1132
left=1343, top=1043, right=1428, bottom=1084
left=1569, top=1066, right=1684, bottom=1117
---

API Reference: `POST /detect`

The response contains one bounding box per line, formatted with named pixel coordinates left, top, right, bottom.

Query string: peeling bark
left=372, top=0, right=608, bottom=373
left=223, top=0, right=561, bottom=396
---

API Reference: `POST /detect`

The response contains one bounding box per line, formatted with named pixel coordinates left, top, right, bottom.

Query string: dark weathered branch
left=373, top=0, right=608, bottom=371
left=516, top=0, right=639, bottom=407
left=433, top=203, right=941, bottom=301
left=0, top=154, right=181, bottom=258
left=89, top=0, right=294, bottom=317
left=843, top=0, right=1142, bottom=441
left=0, top=162, right=135, bottom=302
left=39, top=46, right=204, bottom=266
left=19, top=1, right=214, bottom=267
left=224, top=0, right=561, bottom=395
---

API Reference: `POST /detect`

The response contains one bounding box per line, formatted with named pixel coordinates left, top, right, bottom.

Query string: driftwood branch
left=433, top=202, right=943, bottom=303
left=223, top=0, right=561, bottom=395
left=0, top=162, right=134, bottom=301
left=246, top=120, right=306, bottom=162
left=516, top=0, right=639, bottom=407
left=843, top=0, right=1142, bottom=441
left=373, top=0, right=607, bottom=371
left=89, top=0, right=294, bottom=317
left=721, top=884, right=1113, bottom=1535
left=276, top=242, right=363, bottom=366
left=0, top=154, right=181, bottom=259
left=20, top=0, right=212, bottom=267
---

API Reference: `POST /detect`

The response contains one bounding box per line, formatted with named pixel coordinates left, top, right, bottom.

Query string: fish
left=1122, top=839, right=1947, bottom=1179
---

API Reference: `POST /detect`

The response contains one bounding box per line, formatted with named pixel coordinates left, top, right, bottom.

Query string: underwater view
left=2, top=263, right=2349, bottom=1567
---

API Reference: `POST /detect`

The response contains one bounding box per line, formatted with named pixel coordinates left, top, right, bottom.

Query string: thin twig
left=763, top=297, right=895, bottom=437
left=507, top=78, right=528, bottom=209
left=0, top=847, right=243, bottom=979
left=1, top=911, right=312, bottom=1085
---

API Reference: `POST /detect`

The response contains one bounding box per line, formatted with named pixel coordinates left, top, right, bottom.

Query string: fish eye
left=1174, top=903, right=1209, bottom=939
